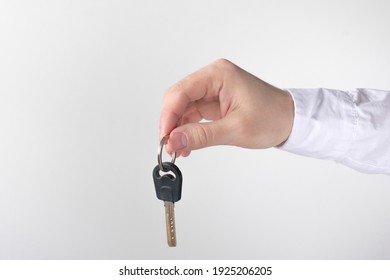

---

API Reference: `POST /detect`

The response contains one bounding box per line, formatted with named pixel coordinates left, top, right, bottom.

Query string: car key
left=153, top=136, right=183, bottom=247
left=153, top=162, right=182, bottom=247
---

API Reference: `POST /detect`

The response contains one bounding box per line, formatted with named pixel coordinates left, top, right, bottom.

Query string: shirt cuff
left=278, top=88, right=357, bottom=162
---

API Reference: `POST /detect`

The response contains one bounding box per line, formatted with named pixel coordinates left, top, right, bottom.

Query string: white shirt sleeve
left=278, top=88, right=390, bottom=175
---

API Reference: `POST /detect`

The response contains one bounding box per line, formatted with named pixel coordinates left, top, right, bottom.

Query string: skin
left=160, top=58, right=294, bottom=157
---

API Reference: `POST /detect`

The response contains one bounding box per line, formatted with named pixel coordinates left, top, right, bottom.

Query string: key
left=153, top=162, right=183, bottom=247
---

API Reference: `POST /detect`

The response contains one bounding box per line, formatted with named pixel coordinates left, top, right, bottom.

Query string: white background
left=0, top=0, right=389, bottom=259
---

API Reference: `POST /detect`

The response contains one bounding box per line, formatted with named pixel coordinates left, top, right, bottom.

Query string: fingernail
left=170, top=132, right=187, bottom=151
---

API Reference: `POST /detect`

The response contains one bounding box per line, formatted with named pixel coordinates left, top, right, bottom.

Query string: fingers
left=165, top=100, right=223, bottom=155
left=180, top=100, right=221, bottom=125
left=166, top=116, right=234, bottom=154
left=159, top=62, right=223, bottom=140
left=160, top=59, right=243, bottom=155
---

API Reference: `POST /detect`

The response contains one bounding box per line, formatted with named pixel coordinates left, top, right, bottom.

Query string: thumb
left=168, top=119, right=231, bottom=152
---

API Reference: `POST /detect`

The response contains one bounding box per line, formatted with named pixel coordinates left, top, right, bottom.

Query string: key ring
left=158, top=135, right=176, bottom=171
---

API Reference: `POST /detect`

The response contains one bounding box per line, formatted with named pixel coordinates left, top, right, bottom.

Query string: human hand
left=160, top=59, right=294, bottom=157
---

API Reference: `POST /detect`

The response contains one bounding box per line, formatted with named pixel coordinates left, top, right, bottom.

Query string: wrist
left=277, top=89, right=294, bottom=146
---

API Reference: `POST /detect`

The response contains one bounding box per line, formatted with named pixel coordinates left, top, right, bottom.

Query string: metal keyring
left=158, top=135, right=176, bottom=171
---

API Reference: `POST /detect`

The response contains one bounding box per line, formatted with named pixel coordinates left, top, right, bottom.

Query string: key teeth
left=164, top=201, right=177, bottom=247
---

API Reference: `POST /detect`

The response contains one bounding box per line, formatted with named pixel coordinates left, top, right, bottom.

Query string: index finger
left=159, top=62, right=223, bottom=139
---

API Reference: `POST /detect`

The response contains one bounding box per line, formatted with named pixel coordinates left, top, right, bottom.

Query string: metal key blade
left=164, top=201, right=177, bottom=247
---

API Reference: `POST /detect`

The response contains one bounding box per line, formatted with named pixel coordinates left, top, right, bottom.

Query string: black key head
left=153, top=162, right=183, bottom=203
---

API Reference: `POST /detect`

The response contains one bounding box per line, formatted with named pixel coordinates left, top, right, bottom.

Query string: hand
left=160, top=59, right=294, bottom=157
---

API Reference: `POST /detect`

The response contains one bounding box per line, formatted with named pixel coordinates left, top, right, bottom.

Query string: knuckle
left=212, top=58, right=236, bottom=72
left=213, top=58, right=231, bottom=67
left=191, top=124, right=213, bottom=148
